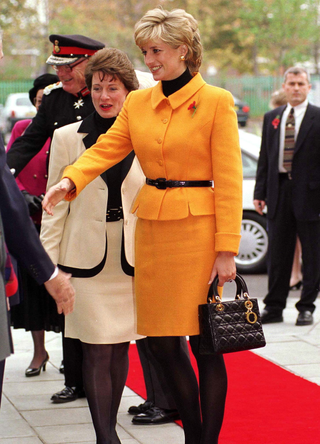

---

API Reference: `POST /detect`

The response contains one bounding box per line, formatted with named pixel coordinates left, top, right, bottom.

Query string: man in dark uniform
left=6, top=34, right=105, bottom=403
left=7, top=34, right=105, bottom=175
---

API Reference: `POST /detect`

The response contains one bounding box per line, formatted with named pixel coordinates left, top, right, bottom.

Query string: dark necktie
left=283, top=107, right=295, bottom=173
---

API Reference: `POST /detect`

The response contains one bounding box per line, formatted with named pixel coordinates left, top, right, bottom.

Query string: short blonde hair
left=134, top=7, right=202, bottom=74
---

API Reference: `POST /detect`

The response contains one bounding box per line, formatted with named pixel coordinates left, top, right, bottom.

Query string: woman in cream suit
left=43, top=8, right=243, bottom=444
left=41, top=48, right=145, bottom=444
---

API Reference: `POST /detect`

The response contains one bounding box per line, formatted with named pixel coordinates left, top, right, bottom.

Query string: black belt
left=106, top=207, right=123, bottom=222
left=146, top=178, right=213, bottom=190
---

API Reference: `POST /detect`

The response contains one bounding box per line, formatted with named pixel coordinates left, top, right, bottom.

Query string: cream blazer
left=40, top=120, right=145, bottom=271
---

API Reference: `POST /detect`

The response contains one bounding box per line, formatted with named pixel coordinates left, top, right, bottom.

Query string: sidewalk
left=1, top=274, right=320, bottom=443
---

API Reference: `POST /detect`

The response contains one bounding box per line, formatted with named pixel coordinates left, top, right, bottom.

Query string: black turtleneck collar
left=162, top=69, right=193, bottom=97
left=79, top=111, right=117, bottom=150
left=93, top=111, right=117, bottom=133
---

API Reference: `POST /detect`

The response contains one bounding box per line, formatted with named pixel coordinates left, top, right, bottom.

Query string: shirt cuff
left=49, top=266, right=59, bottom=281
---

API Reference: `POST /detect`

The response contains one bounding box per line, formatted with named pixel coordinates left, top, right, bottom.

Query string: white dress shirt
left=278, top=99, right=308, bottom=172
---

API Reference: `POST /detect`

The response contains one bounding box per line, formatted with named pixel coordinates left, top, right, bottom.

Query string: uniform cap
left=46, top=34, right=105, bottom=66
left=29, top=73, right=59, bottom=104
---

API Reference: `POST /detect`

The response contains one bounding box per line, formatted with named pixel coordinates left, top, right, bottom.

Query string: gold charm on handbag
left=198, top=272, right=266, bottom=354
left=245, top=300, right=258, bottom=324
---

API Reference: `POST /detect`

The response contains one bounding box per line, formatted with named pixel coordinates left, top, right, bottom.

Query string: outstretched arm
left=42, top=178, right=75, bottom=215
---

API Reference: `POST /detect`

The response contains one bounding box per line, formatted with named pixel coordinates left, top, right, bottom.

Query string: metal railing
left=0, top=80, right=33, bottom=106
left=204, top=74, right=320, bottom=117
left=2, top=75, right=320, bottom=118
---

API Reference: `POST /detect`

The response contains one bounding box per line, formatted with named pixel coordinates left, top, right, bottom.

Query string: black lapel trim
left=121, top=230, right=134, bottom=276
left=78, top=113, right=98, bottom=150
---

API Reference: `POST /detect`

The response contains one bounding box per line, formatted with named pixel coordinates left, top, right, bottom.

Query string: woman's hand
left=209, top=251, right=236, bottom=286
left=42, top=178, right=75, bottom=216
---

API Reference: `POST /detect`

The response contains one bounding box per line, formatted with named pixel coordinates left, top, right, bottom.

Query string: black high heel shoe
left=289, top=280, right=302, bottom=291
left=25, top=353, right=49, bottom=377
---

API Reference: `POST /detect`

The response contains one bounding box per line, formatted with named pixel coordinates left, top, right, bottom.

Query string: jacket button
left=33, top=174, right=37, bottom=178
left=77, top=115, right=82, bottom=120
left=45, top=174, right=48, bottom=179
left=158, top=160, right=163, bottom=166
left=157, top=138, right=162, bottom=144
left=163, top=119, right=168, bottom=124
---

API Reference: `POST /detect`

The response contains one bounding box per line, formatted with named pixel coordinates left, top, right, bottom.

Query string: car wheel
left=239, top=121, right=246, bottom=127
left=235, top=211, right=268, bottom=274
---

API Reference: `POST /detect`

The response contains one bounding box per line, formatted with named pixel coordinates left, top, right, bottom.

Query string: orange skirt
left=135, top=214, right=217, bottom=336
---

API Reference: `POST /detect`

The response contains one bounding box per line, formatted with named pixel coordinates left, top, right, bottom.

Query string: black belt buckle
left=154, top=178, right=168, bottom=190
left=106, top=207, right=123, bottom=222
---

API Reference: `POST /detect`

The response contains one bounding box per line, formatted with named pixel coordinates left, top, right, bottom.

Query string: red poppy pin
left=188, top=100, right=197, bottom=117
left=272, top=115, right=280, bottom=129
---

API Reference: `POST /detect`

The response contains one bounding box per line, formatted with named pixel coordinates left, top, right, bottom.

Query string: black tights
left=82, top=341, right=130, bottom=444
left=147, top=336, right=227, bottom=444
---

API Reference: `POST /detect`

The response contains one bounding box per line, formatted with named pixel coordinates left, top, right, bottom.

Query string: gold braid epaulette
left=43, top=81, right=63, bottom=96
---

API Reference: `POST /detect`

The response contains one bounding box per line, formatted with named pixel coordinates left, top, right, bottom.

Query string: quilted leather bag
left=198, top=273, right=266, bottom=354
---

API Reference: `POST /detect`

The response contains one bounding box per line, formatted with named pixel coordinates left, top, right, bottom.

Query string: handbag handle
left=208, top=272, right=250, bottom=303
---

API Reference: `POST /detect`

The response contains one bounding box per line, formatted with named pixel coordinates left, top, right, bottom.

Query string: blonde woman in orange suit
left=43, top=8, right=242, bottom=444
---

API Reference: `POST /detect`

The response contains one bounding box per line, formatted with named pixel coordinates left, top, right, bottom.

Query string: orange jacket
left=64, top=73, right=242, bottom=253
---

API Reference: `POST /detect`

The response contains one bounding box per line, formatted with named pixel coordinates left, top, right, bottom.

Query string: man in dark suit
left=0, top=114, right=75, bottom=407
left=0, top=138, right=75, bottom=404
left=6, top=33, right=105, bottom=403
left=1, top=32, right=74, bottom=396
left=254, top=66, right=320, bottom=326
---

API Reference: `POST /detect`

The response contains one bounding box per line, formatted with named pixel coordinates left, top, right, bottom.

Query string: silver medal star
left=74, top=98, right=84, bottom=109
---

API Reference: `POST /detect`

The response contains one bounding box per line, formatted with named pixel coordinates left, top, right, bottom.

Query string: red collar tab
left=78, top=86, right=90, bottom=97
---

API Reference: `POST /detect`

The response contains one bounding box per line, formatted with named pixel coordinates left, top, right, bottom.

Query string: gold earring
left=180, top=55, right=185, bottom=61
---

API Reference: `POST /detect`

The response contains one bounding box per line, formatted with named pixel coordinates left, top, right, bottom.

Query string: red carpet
left=127, top=343, right=320, bottom=443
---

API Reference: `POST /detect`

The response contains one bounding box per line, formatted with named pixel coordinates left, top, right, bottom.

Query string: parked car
left=2, top=93, right=36, bottom=134
left=236, top=130, right=268, bottom=274
left=233, top=95, right=250, bottom=127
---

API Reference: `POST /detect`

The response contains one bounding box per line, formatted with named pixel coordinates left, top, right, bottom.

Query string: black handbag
left=198, top=272, right=266, bottom=354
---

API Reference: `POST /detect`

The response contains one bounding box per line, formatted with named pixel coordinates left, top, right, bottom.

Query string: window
left=242, top=151, right=257, bottom=178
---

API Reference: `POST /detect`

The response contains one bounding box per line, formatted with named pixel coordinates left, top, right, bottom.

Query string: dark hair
left=29, top=73, right=59, bottom=104
left=85, top=48, right=139, bottom=92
